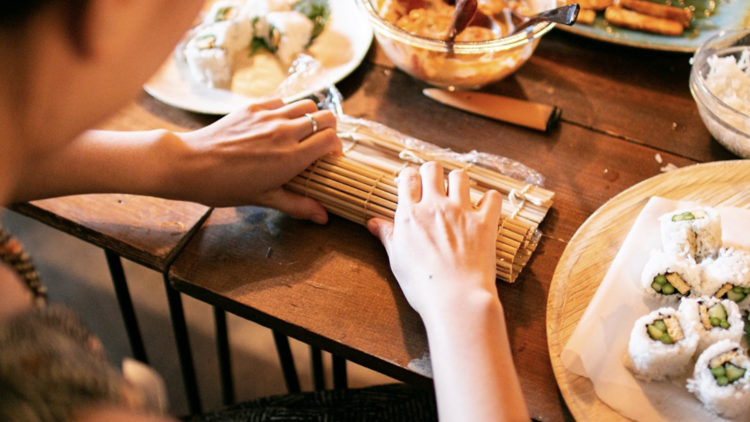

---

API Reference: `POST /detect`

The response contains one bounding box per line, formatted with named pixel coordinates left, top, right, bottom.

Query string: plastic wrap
left=270, top=76, right=550, bottom=265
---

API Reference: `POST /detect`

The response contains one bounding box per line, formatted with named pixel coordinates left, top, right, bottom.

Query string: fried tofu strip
left=576, top=8, right=597, bottom=25
left=604, top=6, right=683, bottom=36
left=666, top=272, right=691, bottom=295
left=710, top=350, right=741, bottom=369
left=699, top=304, right=713, bottom=331
left=715, top=283, right=734, bottom=299
left=573, top=0, right=613, bottom=11
left=618, top=0, right=692, bottom=28
left=664, top=315, right=685, bottom=342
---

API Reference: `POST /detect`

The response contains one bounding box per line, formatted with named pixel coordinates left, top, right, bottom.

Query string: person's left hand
left=173, top=98, right=341, bottom=223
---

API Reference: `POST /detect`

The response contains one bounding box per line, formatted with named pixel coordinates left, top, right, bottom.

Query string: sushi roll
left=659, top=207, right=721, bottom=262
left=641, top=250, right=701, bottom=302
left=678, top=297, right=744, bottom=354
left=292, top=0, right=331, bottom=40
left=627, top=307, right=698, bottom=381
left=244, top=0, right=295, bottom=19
left=199, top=2, right=254, bottom=53
left=257, top=11, right=314, bottom=65
left=687, top=340, right=750, bottom=419
left=203, top=1, right=245, bottom=24
left=702, top=248, right=750, bottom=309
left=184, top=26, right=234, bottom=89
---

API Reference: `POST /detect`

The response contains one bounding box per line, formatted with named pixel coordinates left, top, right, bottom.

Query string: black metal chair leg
left=272, top=330, right=300, bottom=393
left=310, top=346, right=325, bottom=391
left=162, top=273, right=202, bottom=415
left=333, top=355, right=348, bottom=390
left=214, top=307, right=235, bottom=406
left=104, top=250, right=148, bottom=364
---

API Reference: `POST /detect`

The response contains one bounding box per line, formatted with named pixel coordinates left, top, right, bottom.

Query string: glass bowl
left=357, top=0, right=557, bottom=89
left=690, top=28, right=750, bottom=158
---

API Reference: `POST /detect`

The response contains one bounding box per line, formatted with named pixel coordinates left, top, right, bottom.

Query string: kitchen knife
left=423, top=88, right=561, bottom=132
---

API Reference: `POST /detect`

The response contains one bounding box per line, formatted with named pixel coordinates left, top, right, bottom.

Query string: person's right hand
left=174, top=98, right=342, bottom=222
left=366, top=162, right=503, bottom=317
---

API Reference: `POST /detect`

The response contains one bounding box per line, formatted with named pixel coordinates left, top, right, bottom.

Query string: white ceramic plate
left=144, top=0, right=373, bottom=115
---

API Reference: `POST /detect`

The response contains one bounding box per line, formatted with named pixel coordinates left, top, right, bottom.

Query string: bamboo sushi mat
left=546, top=160, right=750, bottom=421
left=285, top=117, right=555, bottom=283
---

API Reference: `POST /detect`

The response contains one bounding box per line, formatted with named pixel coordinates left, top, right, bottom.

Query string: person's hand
left=366, top=162, right=503, bottom=317
left=175, top=98, right=341, bottom=222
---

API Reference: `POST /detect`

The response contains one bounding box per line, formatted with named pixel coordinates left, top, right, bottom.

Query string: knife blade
left=423, top=88, right=561, bottom=132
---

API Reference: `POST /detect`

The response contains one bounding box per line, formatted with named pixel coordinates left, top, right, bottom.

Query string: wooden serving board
left=546, top=160, right=750, bottom=421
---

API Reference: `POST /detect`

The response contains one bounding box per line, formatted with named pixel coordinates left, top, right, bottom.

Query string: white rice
left=678, top=297, right=744, bottom=354
left=687, top=340, right=750, bottom=419
left=660, top=207, right=722, bottom=262
left=213, top=19, right=254, bottom=53
left=200, top=1, right=254, bottom=54
left=203, top=1, right=246, bottom=24
left=263, top=11, right=314, bottom=65
left=628, top=308, right=699, bottom=381
left=243, top=0, right=295, bottom=19
left=184, top=26, right=234, bottom=89
left=641, top=250, right=701, bottom=302
left=705, top=50, right=750, bottom=120
left=701, top=247, right=750, bottom=310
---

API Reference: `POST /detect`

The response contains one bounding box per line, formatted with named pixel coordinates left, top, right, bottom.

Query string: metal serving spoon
left=508, top=4, right=580, bottom=35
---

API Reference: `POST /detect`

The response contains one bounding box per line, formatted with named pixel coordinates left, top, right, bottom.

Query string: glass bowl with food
left=690, top=28, right=750, bottom=158
left=358, top=0, right=557, bottom=89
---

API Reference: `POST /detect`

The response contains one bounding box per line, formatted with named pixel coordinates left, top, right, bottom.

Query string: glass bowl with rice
left=690, top=29, right=750, bottom=158
left=357, top=0, right=557, bottom=89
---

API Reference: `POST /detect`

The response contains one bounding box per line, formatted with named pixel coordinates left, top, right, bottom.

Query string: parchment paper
left=561, top=196, right=750, bottom=422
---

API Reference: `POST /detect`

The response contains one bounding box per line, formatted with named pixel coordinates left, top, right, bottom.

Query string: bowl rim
left=357, top=0, right=555, bottom=54
left=691, top=28, right=750, bottom=123
left=690, top=73, right=750, bottom=139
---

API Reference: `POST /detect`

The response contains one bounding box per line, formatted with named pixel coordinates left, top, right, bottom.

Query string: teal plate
left=558, top=0, right=750, bottom=52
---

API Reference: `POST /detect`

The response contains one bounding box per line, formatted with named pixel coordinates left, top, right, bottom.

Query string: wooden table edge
left=9, top=202, right=214, bottom=273
left=169, top=271, right=435, bottom=390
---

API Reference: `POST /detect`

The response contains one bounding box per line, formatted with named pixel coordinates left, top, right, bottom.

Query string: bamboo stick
left=281, top=118, right=554, bottom=283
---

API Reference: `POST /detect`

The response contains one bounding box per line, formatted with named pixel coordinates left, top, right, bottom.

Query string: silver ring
left=305, top=113, right=318, bottom=134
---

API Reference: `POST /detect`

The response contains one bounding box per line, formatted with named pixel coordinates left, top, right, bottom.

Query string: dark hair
left=0, top=0, right=90, bottom=53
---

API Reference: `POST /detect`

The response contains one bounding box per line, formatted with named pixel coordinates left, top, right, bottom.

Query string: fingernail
left=311, top=214, right=327, bottom=225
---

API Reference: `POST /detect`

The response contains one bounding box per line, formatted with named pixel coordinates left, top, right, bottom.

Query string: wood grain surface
left=169, top=47, right=721, bottom=420
left=547, top=160, right=750, bottom=422
left=11, top=196, right=210, bottom=271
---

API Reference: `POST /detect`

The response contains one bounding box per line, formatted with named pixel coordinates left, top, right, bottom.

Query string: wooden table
left=10, top=26, right=737, bottom=421
left=167, top=30, right=736, bottom=422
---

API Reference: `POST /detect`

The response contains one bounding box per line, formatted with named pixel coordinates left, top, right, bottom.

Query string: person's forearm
left=12, top=129, right=185, bottom=203
left=422, top=288, right=529, bottom=422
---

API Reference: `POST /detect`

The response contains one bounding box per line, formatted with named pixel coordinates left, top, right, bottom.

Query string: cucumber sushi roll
left=702, top=248, right=750, bottom=309
left=257, top=11, right=314, bottom=65
left=687, top=340, right=750, bottom=419
left=184, top=26, right=234, bottom=89
left=628, top=308, right=698, bottom=381
left=201, top=2, right=254, bottom=53
left=203, top=1, right=245, bottom=24
left=641, top=250, right=701, bottom=302
left=659, top=207, right=721, bottom=262
left=678, top=297, right=744, bottom=354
